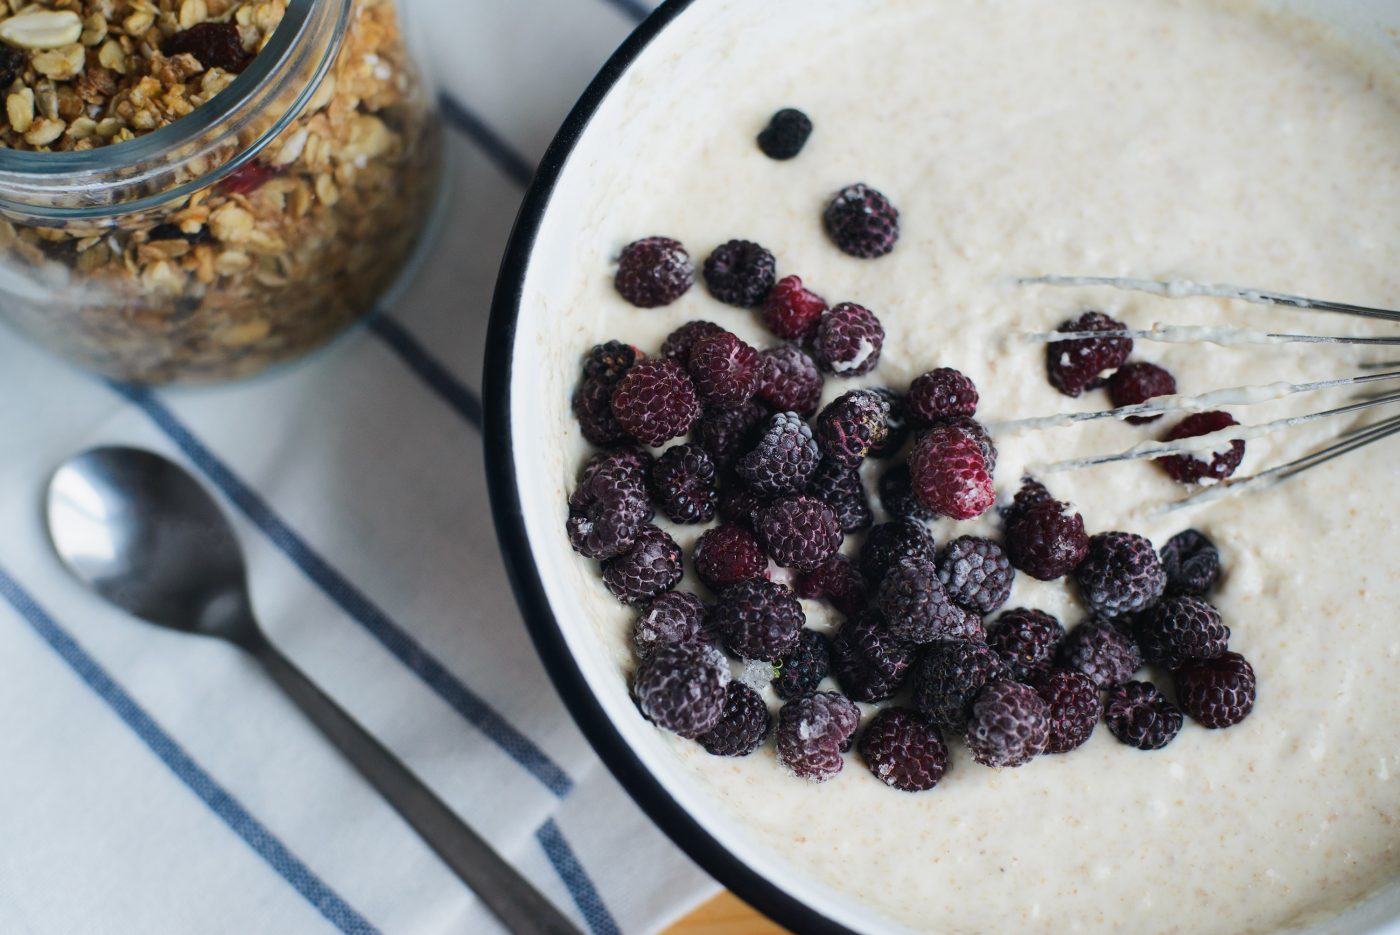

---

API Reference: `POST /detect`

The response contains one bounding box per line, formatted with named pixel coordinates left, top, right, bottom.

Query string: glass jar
left=0, top=0, right=441, bottom=383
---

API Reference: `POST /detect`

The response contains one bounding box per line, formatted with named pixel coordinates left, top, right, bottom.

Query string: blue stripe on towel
left=0, top=567, right=380, bottom=935
left=108, top=381, right=574, bottom=799
left=536, top=819, right=622, bottom=935
left=367, top=315, right=483, bottom=430
left=438, top=93, right=534, bottom=187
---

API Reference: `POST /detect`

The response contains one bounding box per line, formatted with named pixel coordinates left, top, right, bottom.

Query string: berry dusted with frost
left=572, top=376, right=631, bottom=445
left=1056, top=619, right=1143, bottom=688
left=806, top=458, right=874, bottom=533
left=986, top=608, right=1066, bottom=681
left=1035, top=669, right=1101, bottom=754
left=757, top=107, right=813, bottom=160
left=1108, top=361, right=1177, bottom=424
left=688, top=331, right=761, bottom=406
left=633, top=591, right=709, bottom=661
left=831, top=610, right=916, bottom=703
left=912, top=640, right=1010, bottom=732
left=1075, top=532, right=1167, bottom=618
left=661, top=320, right=725, bottom=365
left=1160, top=528, right=1222, bottom=596
left=1004, top=497, right=1088, bottom=582
left=633, top=642, right=730, bottom=739
left=698, top=682, right=772, bottom=756
left=812, top=302, right=885, bottom=377
left=908, top=423, right=995, bottom=520
left=1174, top=651, right=1256, bottom=729
left=650, top=444, right=718, bottom=524
left=704, top=239, right=777, bottom=307
left=876, top=557, right=968, bottom=645
left=1135, top=595, right=1230, bottom=670
left=771, top=628, right=833, bottom=700
left=693, top=523, right=768, bottom=592
left=1104, top=681, right=1183, bottom=750
left=566, top=452, right=652, bottom=560
left=777, top=691, right=860, bottom=782
left=614, top=237, right=693, bottom=307
left=878, top=464, right=936, bottom=521
left=965, top=680, right=1050, bottom=768
left=758, top=495, right=843, bottom=571
left=908, top=368, right=979, bottom=424
left=737, top=411, right=822, bottom=496
left=582, top=340, right=643, bottom=382
left=937, top=537, right=1014, bottom=615
left=866, top=387, right=909, bottom=458
left=763, top=274, right=827, bottom=340
left=1002, top=477, right=1054, bottom=527
left=710, top=578, right=805, bottom=661
left=693, top=400, right=766, bottom=471
left=859, top=519, right=937, bottom=586
left=824, top=183, right=900, bottom=258
left=1158, top=410, right=1246, bottom=483
left=794, top=554, right=868, bottom=618
left=602, top=525, right=684, bottom=604
left=859, top=707, right=949, bottom=792
left=815, top=389, right=890, bottom=466
left=610, top=359, right=701, bottom=447
left=756, top=344, right=825, bottom=416
left=717, top=485, right=769, bottom=532
left=1046, top=310, right=1133, bottom=397
left=931, top=416, right=998, bottom=474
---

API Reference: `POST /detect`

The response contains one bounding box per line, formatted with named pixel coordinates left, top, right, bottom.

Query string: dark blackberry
left=965, top=680, right=1050, bottom=768
left=986, top=608, right=1066, bottom=681
left=1174, top=651, right=1256, bottom=729
left=812, top=302, right=885, bottom=376
left=815, top=389, right=890, bottom=466
left=1135, top=595, right=1230, bottom=670
left=758, top=495, right=843, bottom=572
left=697, top=683, right=772, bottom=756
left=709, top=578, right=805, bottom=661
left=1056, top=619, right=1143, bottom=688
left=937, top=537, right=1014, bottom=615
left=566, top=455, right=652, bottom=560
left=650, top=444, right=718, bottom=524
left=794, top=555, right=868, bottom=618
left=912, top=640, right=1010, bottom=732
left=602, top=525, right=684, bottom=604
left=1002, top=477, right=1054, bottom=527
left=1104, top=681, right=1183, bottom=750
left=737, top=411, right=822, bottom=496
left=806, top=459, right=873, bottom=533
left=614, top=237, right=693, bottom=307
left=771, top=628, right=833, bottom=700
left=763, top=275, right=827, bottom=340
left=582, top=340, right=643, bottom=382
left=859, top=708, right=949, bottom=792
left=756, top=344, right=825, bottom=417
left=1046, top=310, right=1133, bottom=397
left=1108, top=361, right=1177, bottom=424
left=1158, top=411, right=1245, bottom=483
left=572, top=377, right=630, bottom=446
left=661, top=320, right=725, bottom=366
left=876, top=557, right=968, bottom=645
left=633, top=591, right=709, bottom=661
left=692, top=523, right=768, bottom=592
left=688, top=331, right=761, bottom=406
left=831, top=610, right=916, bottom=703
left=632, top=642, right=729, bottom=739
left=610, top=359, right=701, bottom=447
left=865, top=387, right=909, bottom=458
left=1159, top=529, right=1222, bottom=597
left=1034, top=669, right=1101, bottom=754
left=776, top=691, right=860, bottom=782
left=578, top=447, right=652, bottom=486
left=824, top=183, right=899, bottom=258
left=907, top=368, right=979, bottom=424
left=717, top=485, right=770, bottom=532
left=693, top=400, right=766, bottom=471
left=756, top=108, right=813, bottom=160
left=1004, top=498, right=1088, bottom=581
left=1075, top=532, right=1167, bottom=618
left=859, top=519, right=937, bottom=586
left=908, top=424, right=994, bottom=520
left=704, top=239, right=777, bottom=307
left=878, top=464, right=936, bottom=521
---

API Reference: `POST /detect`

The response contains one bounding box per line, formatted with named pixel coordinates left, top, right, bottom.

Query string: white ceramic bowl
left=485, top=2, right=1400, bottom=931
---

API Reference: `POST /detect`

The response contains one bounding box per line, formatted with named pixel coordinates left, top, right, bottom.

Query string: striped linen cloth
left=0, top=0, right=722, bottom=932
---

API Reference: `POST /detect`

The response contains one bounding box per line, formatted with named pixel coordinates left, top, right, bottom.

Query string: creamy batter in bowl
left=485, top=1, right=1400, bottom=932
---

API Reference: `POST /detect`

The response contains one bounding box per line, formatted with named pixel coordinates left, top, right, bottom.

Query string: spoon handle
left=248, top=631, right=583, bottom=935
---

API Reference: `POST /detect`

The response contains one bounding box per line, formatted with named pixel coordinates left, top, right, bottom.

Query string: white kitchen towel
left=0, top=0, right=723, bottom=932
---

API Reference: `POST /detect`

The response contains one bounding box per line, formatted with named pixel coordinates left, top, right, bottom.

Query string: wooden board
left=663, top=892, right=790, bottom=935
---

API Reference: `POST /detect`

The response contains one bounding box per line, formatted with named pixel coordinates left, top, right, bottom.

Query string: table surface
left=666, top=893, right=787, bottom=934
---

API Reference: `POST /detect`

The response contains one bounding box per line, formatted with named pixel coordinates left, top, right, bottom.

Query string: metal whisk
left=1001, top=275, right=1400, bottom=512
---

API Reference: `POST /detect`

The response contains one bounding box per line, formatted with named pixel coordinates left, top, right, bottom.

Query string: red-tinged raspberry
left=966, top=680, right=1050, bottom=768
left=831, top=610, right=916, bottom=702
left=688, top=331, right=761, bottom=406
left=566, top=455, right=652, bottom=560
left=930, top=416, right=998, bottom=474
left=756, top=108, right=813, bottom=160
left=763, top=275, right=827, bottom=340
left=650, top=444, right=718, bottom=524
left=812, top=302, right=885, bottom=376
left=866, top=387, right=909, bottom=458
left=633, top=591, right=709, bottom=661
left=610, top=359, right=701, bottom=447
left=1104, top=681, right=1183, bottom=750
left=908, top=425, right=995, bottom=520
left=758, top=495, right=843, bottom=572
left=633, top=642, right=730, bottom=738
left=824, top=183, right=899, bottom=259
left=1001, top=477, right=1054, bottom=527
left=794, top=555, right=868, bottom=618
left=756, top=344, right=824, bottom=417
left=1056, top=619, right=1143, bottom=688
left=1046, top=310, right=1133, bottom=397
left=859, top=519, right=937, bottom=586
left=661, top=320, right=724, bottom=365
left=878, top=464, right=936, bottom=521
left=777, top=691, right=860, bottom=782
left=1135, top=595, right=1229, bottom=670
left=986, top=609, right=1065, bottom=681
left=698, top=682, right=772, bottom=756
left=1075, top=532, right=1167, bottom=618
left=859, top=708, right=948, bottom=792
left=1158, top=411, right=1245, bottom=483
left=614, top=237, right=693, bottom=307
left=717, top=486, right=770, bottom=532
left=582, top=340, right=643, bottom=382
left=1109, top=361, right=1177, bottom=424
left=877, top=557, right=968, bottom=645
left=815, top=390, right=890, bottom=466
left=602, top=525, right=683, bottom=604
left=907, top=368, right=979, bottom=424
left=693, top=524, right=768, bottom=592
left=912, top=640, right=1010, bottom=732
left=1004, top=499, right=1088, bottom=581
left=704, top=240, right=776, bottom=307
left=771, top=628, right=833, bottom=700
left=693, top=400, right=766, bottom=471
left=1034, top=669, right=1101, bottom=754
left=572, top=377, right=630, bottom=446
left=807, top=459, right=873, bottom=533
left=937, top=537, right=1014, bottom=615
left=737, top=411, right=822, bottom=496
left=1160, top=529, right=1222, bottom=597
left=710, top=578, right=805, bottom=661
left=1175, top=651, right=1256, bottom=729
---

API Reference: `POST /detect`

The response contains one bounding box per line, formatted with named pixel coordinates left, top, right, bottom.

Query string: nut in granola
left=0, top=8, right=83, bottom=50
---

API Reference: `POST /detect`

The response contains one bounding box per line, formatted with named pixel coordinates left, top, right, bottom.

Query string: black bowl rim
left=482, top=2, right=858, bottom=932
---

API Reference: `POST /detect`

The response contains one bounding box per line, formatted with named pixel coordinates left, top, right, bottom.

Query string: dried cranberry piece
left=165, top=22, right=252, bottom=73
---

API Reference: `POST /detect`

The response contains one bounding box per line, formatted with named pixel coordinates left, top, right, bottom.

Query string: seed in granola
left=6, top=88, right=34, bottom=134
left=79, top=12, right=107, bottom=47
left=164, top=22, right=250, bottom=73
left=97, top=38, right=126, bottom=74
left=33, top=43, right=86, bottom=80
left=0, top=9, right=83, bottom=50
left=0, top=43, right=23, bottom=85
left=179, top=0, right=209, bottom=30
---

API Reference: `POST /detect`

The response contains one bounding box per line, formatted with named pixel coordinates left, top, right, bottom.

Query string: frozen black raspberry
left=815, top=389, right=890, bottom=466
left=1174, top=651, right=1256, bottom=729
left=912, top=640, right=1010, bottom=732
left=776, top=691, right=860, bottom=782
left=703, top=239, right=777, bottom=307
left=937, top=537, right=1014, bottom=615
left=1035, top=669, right=1101, bottom=754
left=737, top=411, right=822, bottom=496
left=930, top=416, right=997, bottom=474
left=794, top=555, right=868, bottom=618
left=1075, top=532, right=1167, bottom=618
left=877, top=465, right=936, bottom=521
left=693, top=400, right=766, bottom=471
left=688, top=331, right=761, bottom=406
left=877, top=557, right=969, bottom=644
left=692, top=523, right=768, bottom=592
left=806, top=459, right=874, bottom=533
left=986, top=608, right=1065, bottom=681
left=610, top=359, right=701, bottom=447
left=633, top=591, right=709, bottom=661
left=710, top=578, right=805, bottom=661
left=1056, top=619, right=1143, bottom=688
left=582, top=340, right=643, bottom=382
left=859, top=707, right=949, bottom=792
left=908, top=424, right=995, bottom=520
left=1104, top=681, right=1183, bottom=750
left=812, top=302, right=885, bottom=377
left=756, top=107, right=813, bottom=160
left=566, top=453, right=651, bottom=560
left=697, top=683, right=772, bottom=756
left=1159, top=528, right=1222, bottom=596
left=824, top=183, right=899, bottom=258
left=763, top=274, right=827, bottom=339
left=1158, top=411, right=1245, bottom=483
left=965, top=680, right=1050, bottom=768
left=1046, top=310, right=1133, bottom=397
left=756, top=344, right=825, bottom=417
left=1135, top=595, right=1230, bottom=670
left=717, top=486, right=769, bottom=532
left=1002, top=477, right=1054, bottom=527
left=572, top=376, right=630, bottom=445
left=1108, top=361, right=1177, bottom=424
left=633, top=642, right=729, bottom=739
left=660, top=320, right=724, bottom=365
left=758, top=495, right=843, bottom=571
left=866, top=387, right=909, bottom=458
left=907, top=368, right=979, bottom=424
left=650, top=444, right=718, bottom=524
left=831, top=610, right=916, bottom=703
left=602, top=525, right=683, bottom=604
left=860, top=519, right=938, bottom=586
left=772, top=628, right=833, bottom=700
left=1004, top=498, right=1088, bottom=581
left=614, top=237, right=693, bottom=307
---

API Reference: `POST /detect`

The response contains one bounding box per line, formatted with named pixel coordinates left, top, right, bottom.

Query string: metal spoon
left=45, top=446, right=582, bottom=935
